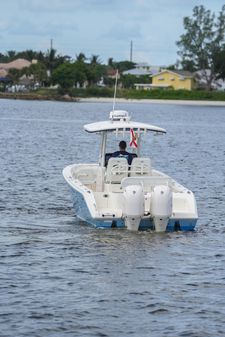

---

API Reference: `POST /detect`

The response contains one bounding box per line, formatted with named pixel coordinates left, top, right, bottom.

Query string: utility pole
left=130, top=40, right=133, bottom=62
left=50, top=38, right=53, bottom=52
left=48, top=38, right=53, bottom=78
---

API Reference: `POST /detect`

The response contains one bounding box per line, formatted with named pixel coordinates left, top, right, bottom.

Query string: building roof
left=122, top=68, right=151, bottom=76
left=152, top=69, right=194, bottom=78
left=148, top=66, right=162, bottom=75
left=170, top=70, right=194, bottom=77
left=123, top=64, right=162, bottom=76
left=107, top=68, right=118, bottom=76
left=135, top=62, right=151, bottom=68
left=0, top=58, right=31, bottom=70
left=0, top=69, right=8, bottom=77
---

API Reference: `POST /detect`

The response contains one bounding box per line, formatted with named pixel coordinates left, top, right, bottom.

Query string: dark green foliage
left=213, top=46, right=225, bottom=80
left=107, top=59, right=135, bottom=72
left=7, top=68, right=21, bottom=83
left=121, top=75, right=151, bottom=89
left=119, top=89, right=225, bottom=100
left=28, top=63, right=48, bottom=85
left=57, top=87, right=225, bottom=101
left=177, top=5, right=225, bottom=89
left=52, top=63, right=78, bottom=89
left=115, top=61, right=136, bottom=72
left=2, top=86, right=225, bottom=101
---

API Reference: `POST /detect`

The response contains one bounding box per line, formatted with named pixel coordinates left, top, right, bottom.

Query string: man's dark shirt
left=111, top=150, right=133, bottom=165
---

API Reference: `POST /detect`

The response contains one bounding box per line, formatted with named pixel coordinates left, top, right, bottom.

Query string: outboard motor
left=151, top=185, right=172, bottom=232
left=123, top=185, right=145, bottom=231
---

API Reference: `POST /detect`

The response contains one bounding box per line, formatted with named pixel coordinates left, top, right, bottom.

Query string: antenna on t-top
left=112, top=69, right=119, bottom=112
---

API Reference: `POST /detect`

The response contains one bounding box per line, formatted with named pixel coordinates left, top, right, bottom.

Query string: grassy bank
left=1, top=87, right=225, bottom=101
left=0, top=89, right=77, bottom=102
left=68, top=87, right=225, bottom=101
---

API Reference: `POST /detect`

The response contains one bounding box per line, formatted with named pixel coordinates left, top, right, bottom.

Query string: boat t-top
left=63, top=109, right=198, bottom=232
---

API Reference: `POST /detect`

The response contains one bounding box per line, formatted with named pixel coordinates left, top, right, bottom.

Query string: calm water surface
left=0, top=99, right=225, bottom=337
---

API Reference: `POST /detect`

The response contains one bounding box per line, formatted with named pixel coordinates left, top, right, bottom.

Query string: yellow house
left=151, top=70, right=196, bottom=91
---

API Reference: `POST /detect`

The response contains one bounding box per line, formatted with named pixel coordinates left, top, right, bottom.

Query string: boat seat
left=105, top=153, right=113, bottom=166
left=105, top=157, right=128, bottom=184
left=105, top=152, right=137, bottom=166
left=130, top=157, right=151, bottom=177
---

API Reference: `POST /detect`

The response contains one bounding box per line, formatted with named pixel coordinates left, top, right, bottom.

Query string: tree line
left=0, top=49, right=141, bottom=89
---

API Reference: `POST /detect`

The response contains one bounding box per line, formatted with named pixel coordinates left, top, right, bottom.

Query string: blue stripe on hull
left=70, top=188, right=197, bottom=231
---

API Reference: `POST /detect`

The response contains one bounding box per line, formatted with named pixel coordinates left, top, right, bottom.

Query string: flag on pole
left=130, top=128, right=138, bottom=148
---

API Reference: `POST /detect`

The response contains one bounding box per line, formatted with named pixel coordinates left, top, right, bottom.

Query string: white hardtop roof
left=84, top=110, right=166, bottom=134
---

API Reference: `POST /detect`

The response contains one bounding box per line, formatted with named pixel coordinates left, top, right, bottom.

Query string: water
left=0, top=99, right=225, bottom=336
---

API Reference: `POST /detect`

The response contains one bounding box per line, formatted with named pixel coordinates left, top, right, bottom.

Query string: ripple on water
left=0, top=100, right=225, bottom=337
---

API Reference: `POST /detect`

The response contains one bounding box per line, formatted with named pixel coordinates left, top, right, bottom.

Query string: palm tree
left=17, top=50, right=37, bottom=61
left=90, top=55, right=101, bottom=65
left=108, top=57, right=115, bottom=68
left=6, top=50, right=17, bottom=61
left=88, top=55, right=106, bottom=86
left=76, top=52, right=86, bottom=63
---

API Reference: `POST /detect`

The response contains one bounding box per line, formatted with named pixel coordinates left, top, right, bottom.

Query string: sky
left=1, top=0, right=225, bottom=65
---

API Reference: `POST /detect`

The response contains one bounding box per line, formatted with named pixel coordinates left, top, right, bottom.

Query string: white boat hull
left=70, top=186, right=197, bottom=231
left=63, top=164, right=198, bottom=232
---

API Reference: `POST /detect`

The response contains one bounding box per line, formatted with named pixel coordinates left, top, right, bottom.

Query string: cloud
left=0, top=20, right=10, bottom=30
left=104, top=23, right=142, bottom=41
left=20, top=0, right=121, bottom=13
left=5, top=18, right=78, bottom=37
left=20, top=0, right=80, bottom=12
left=1, top=0, right=224, bottom=65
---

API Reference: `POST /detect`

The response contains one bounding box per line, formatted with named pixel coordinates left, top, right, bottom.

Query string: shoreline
left=79, top=97, right=225, bottom=106
left=1, top=93, right=225, bottom=106
left=0, top=92, right=78, bottom=102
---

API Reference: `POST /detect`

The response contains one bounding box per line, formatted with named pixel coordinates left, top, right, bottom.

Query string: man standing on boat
left=112, top=140, right=134, bottom=165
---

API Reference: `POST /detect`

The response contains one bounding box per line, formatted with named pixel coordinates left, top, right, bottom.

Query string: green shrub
left=31, top=87, right=225, bottom=101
